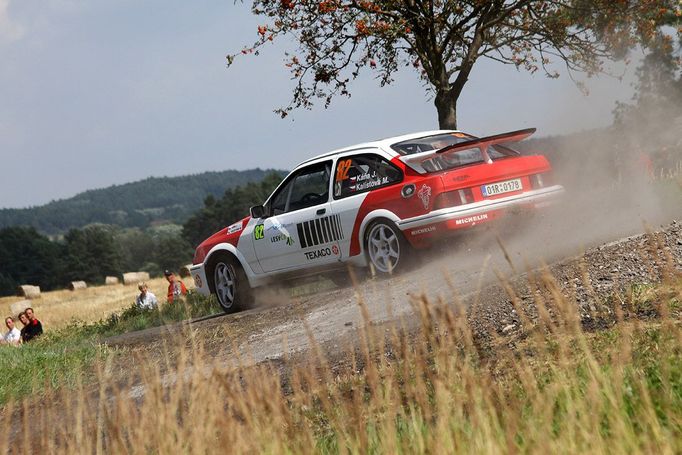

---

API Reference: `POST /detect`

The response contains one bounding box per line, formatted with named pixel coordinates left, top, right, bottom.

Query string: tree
left=0, top=227, right=62, bottom=296
left=62, top=225, right=122, bottom=284
left=231, top=0, right=672, bottom=129
left=183, top=173, right=284, bottom=247
left=612, top=6, right=681, bottom=166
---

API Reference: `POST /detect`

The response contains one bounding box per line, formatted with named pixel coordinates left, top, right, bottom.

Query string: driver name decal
left=297, top=214, right=344, bottom=249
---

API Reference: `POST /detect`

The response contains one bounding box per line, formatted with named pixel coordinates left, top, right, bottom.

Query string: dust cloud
left=434, top=85, right=682, bottom=277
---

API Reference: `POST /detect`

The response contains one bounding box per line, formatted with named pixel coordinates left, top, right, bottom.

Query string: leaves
left=229, top=0, right=678, bottom=128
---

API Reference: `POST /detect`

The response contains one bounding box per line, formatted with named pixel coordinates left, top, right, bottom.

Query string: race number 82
left=254, top=224, right=264, bottom=240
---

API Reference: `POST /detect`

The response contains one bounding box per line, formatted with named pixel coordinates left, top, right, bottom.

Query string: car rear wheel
left=212, top=255, right=251, bottom=313
left=366, top=220, right=410, bottom=276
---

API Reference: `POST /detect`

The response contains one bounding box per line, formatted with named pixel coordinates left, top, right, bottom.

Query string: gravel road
left=105, top=183, right=682, bottom=396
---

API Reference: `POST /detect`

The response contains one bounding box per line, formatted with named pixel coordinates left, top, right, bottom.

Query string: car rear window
left=390, top=132, right=517, bottom=171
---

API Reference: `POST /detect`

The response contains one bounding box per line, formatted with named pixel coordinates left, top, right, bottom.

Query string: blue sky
left=0, top=0, right=640, bottom=208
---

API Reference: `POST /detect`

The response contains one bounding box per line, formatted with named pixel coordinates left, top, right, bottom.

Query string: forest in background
left=0, top=172, right=285, bottom=296
left=0, top=168, right=284, bottom=235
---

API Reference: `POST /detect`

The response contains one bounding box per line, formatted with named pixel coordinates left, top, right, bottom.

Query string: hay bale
left=179, top=264, right=193, bottom=278
left=10, top=300, right=31, bottom=316
left=105, top=276, right=120, bottom=285
left=122, top=272, right=151, bottom=285
left=17, top=285, right=41, bottom=299
left=69, top=281, right=87, bottom=291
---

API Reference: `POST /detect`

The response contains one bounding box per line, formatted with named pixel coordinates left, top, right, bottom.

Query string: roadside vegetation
left=0, top=291, right=221, bottom=404
left=1, top=257, right=679, bottom=452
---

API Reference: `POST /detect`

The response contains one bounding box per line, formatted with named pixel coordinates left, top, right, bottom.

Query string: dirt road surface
left=104, top=187, right=682, bottom=397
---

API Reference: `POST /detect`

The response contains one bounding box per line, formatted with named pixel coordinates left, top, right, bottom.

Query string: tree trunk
left=434, top=89, right=458, bottom=130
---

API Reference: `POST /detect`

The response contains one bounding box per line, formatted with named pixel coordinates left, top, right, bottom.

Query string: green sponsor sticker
left=254, top=224, right=264, bottom=240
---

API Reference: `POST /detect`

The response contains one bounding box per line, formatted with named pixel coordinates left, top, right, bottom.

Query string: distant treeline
left=0, top=224, right=190, bottom=296
left=0, top=171, right=285, bottom=296
left=0, top=169, right=286, bottom=235
left=182, top=173, right=284, bottom=247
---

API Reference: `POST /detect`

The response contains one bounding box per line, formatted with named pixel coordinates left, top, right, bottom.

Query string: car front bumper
left=398, top=184, right=564, bottom=233
left=189, top=264, right=210, bottom=296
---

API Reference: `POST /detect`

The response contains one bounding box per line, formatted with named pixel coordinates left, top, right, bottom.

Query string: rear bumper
left=189, top=264, right=210, bottom=296
left=398, top=184, right=564, bottom=232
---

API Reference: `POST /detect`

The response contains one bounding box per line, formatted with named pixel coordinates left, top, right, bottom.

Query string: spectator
left=2, top=316, right=21, bottom=346
left=164, top=270, right=187, bottom=304
left=18, top=312, right=30, bottom=344
left=136, top=282, right=158, bottom=310
left=21, top=307, right=43, bottom=343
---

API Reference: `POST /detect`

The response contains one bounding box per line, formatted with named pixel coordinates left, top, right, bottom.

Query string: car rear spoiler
left=400, top=128, right=536, bottom=172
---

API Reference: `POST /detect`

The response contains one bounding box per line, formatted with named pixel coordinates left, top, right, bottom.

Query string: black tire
left=364, top=219, right=411, bottom=277
left=210, top=254, right=252, bottom=313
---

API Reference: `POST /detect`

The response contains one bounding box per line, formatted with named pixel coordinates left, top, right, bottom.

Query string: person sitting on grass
left=21, top=307, right=43, bottom=343
left=164, top=270, right=187, bottom=304
left=136, top=282, right=158, bottom=310
left=1, top=316, right=21, bottom=346
left=18, top=312, right=31, bottom=344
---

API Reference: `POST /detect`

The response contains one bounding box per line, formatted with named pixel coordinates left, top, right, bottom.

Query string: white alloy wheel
left=367, top=223, right=401, bottom=274
left=214, top=262, right=236, bottom=310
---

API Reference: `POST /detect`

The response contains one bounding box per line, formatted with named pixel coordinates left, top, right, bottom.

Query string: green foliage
left=92, top=292, right=221, bottom=338
left=0, top=169, right=286, bottom=235
left=0, top=171, right=285, bottom=295
left=115, top=228, right=155, bottom=272
left=183, top=172, right=284, bottom=247
left=0, top=226, right=64, bottom=295
left=61, top=225, right=122, bottom=285
left=0, top=327, right=104, bottom=403
left=0, top=292, right=220, bottom=404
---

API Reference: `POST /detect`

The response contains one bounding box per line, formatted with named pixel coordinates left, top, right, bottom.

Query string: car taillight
left=434, top=188, right=474, bottom=209
left=530, top=172, right=552, bottom=189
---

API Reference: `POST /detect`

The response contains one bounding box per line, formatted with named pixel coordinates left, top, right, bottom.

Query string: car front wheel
left=366, top=220, right=409, bottom=276
left=212, top=256, right=251, bottom=313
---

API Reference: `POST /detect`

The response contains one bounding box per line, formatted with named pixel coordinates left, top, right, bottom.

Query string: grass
left=0, top=277, right=189, bottom=331
left=0, top=291, right=221, bottom=404
left=0, top=211, right=680, bottom=451
left=0, top=269, right=679, bottom=453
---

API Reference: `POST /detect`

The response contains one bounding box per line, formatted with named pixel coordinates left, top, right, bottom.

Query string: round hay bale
left=10, top=300, right=31, bottom=316
left=179, top=264, right=193, bottom=278
left=123, top=272, right=151, bottom=285
left=69, top=281, right=87, bottom=291
left=105, top=276, right=120, bottom=285
left=17, top=285, right=41, bottom=299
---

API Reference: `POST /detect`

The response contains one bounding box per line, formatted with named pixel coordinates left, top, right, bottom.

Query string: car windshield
left=390, top=132, right=518, bottom=171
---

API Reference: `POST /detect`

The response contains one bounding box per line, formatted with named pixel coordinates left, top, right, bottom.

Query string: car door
left=252, top=160, right=341, bottom=273
left=330, top=152, right=404, bottom=258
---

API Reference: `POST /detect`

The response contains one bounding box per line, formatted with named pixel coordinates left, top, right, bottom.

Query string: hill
left=0, top=169, right=286, bottom=235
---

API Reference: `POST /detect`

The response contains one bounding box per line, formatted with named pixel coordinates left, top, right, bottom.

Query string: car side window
left=270, top=161, right=331, bottom=215
left=334, top=154, right=403, bottom=198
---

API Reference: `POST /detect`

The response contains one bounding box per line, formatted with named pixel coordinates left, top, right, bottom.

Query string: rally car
left=190, top=128, right=564, bottom=312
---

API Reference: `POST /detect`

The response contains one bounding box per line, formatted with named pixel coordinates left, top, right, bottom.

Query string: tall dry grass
left=2, top=266, right=679, bottom=454
left=0, top=277, right=192, bottom=330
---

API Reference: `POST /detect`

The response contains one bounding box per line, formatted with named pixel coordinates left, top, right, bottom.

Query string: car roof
left=296, top=129, right=460, bottom=167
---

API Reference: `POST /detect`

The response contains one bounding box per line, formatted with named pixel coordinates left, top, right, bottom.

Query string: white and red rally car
left=190, top=128, right=564, bottom=312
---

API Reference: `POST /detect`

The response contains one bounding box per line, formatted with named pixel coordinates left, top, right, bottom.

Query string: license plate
left=481, top=178, right=522, bottom=197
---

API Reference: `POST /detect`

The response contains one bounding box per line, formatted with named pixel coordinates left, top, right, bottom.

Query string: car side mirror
left=250, top=205, right=266, bottom=219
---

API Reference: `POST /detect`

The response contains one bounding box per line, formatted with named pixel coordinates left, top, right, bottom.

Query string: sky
left=0, top=0, right=641, bottom=209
